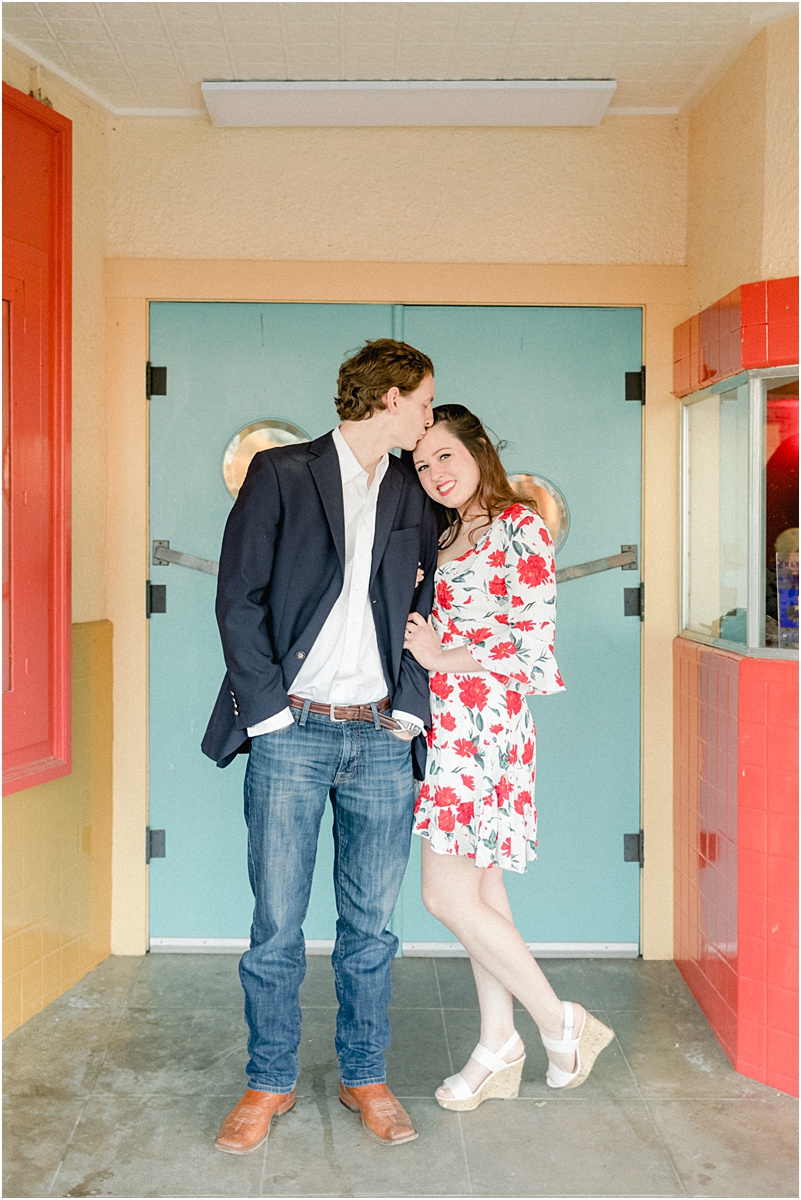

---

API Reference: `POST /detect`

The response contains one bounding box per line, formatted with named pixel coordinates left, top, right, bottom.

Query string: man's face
left=393, top=374, right=435, bottom=450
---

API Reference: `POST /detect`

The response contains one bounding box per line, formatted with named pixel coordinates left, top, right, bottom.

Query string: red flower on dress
left=505, top=504, right=525, bottom=521
left=490, top=641, right=516, bottom=661
left=505, top=690, right=523, bottom=716
left=456, top=801, right=474, bottom=826
left=436, top=579, right=455, bottom=609
left=510, top=595, right=524, bottom=608
left=501, top=837, right=512, bottom=857
left=489, top=575, right=507, bottom=596
left=508, top=746, right=518, bottom=765
left=434, top=786, right=459, bottom=807
left=494, top=776, right=512, bottom=805
left=458, top=676, right=490, bottom=710
left=465, top=626, right=493, bottom=643
left=488, top=550, right=506, bottom=567
left=515, top=619, right=534, bottom=631
left=417, top=818, right=431, bottom=830
left=511, top=670, right=529, bottom=684
left=522, top=740, right=534, bottom=765
left=517, top=514, right=535, bottom=527
left=460, top=773, right=475, bottom=790
left=440, top=711, right=457, bottom=731
left=438, top=807, right=456, bottom=832
left=490, top=723, right=504, bottom=735
left=514, top=790, right=532, bottom=815
left=426, top=725, right=436, bottom=748
left=539, top=526, right=553, bottom=546
left=517, top=554, right=550, bottom=588
left=494, top=613, right=510, bottom=625
left=430, top=673, right=453, bottom=700
left=555, top=670, right=564, bottom=687
left=453, top=738, right=479, bottom=758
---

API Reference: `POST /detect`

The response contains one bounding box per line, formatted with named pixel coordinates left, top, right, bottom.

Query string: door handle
left=152, top=540, right=637, bottom=585
left=152, top=540, right=219, bottom=576
left=556, top=545, right=637, bottom=584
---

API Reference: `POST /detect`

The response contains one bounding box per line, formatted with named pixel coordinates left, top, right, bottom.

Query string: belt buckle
left=329, top=704, right=347, bottom=723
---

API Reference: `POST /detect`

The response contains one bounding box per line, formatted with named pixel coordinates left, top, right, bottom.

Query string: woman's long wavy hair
left=418, top=404, right=538, bottom=549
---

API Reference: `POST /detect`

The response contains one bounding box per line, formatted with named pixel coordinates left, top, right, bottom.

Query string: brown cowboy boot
left=214, top=1088, right=296, bottom=1154
left=339, top=1082, right=418, bottom=1144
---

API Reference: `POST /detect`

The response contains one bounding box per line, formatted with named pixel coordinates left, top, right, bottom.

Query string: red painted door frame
left=2, top=83, right=72, bottom=793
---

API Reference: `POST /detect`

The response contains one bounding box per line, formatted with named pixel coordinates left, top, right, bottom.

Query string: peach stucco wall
left=2, top=16, right=797, bottom=995
left=106, top=116, right=688, bottom=265
left=687, top=16, right=799, bottom=314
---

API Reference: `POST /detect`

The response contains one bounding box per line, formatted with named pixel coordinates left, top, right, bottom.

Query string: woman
left=404, top=405, right=613, bottom=1111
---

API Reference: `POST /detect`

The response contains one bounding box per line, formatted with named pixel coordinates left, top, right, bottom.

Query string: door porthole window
left=507, top=473, right=569, bottom=552
left=222, top=420, right=310, bottom=500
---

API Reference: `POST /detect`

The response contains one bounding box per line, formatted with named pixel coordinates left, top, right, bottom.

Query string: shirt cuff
left=247, top=707, right=294, bottom=737
left=392, top=710, right=424, bottom=734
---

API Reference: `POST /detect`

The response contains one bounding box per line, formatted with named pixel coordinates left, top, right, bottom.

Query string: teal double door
left=148, top=303, right=643, bottom=949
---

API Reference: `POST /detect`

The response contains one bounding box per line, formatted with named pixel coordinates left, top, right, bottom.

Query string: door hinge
left=146, top=362, right=167, bottom=399
left=146, top=827, right=166, bottom=863
left=625, top=366, right=645, bottom=404
left=146, top=580, right=167, bottom=618
left=624, top=831, right=644, bottom=867
left=624, top=582, right=644, bottom=619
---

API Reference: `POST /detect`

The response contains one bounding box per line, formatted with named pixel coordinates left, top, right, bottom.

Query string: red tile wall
left=673, top=638, right=799, bottom=1096
left=673, top=277, right=798, bottom=398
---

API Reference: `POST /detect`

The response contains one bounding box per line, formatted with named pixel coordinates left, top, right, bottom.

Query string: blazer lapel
left=370, top=460, right=403, bottom=586
left=308, top=433, right=346, bottom=569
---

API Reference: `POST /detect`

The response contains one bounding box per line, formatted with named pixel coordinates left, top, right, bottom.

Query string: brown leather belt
left=288, top=694, right=398, bottom=729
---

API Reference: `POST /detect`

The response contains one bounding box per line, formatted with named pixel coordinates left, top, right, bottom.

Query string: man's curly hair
left=335, top=338, right=434, bottom=422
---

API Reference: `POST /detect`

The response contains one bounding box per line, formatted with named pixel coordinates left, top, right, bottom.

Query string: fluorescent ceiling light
left=201, top=80, right=617, bottom=128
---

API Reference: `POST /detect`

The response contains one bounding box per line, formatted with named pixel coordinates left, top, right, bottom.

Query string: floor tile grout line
left=433, top=959, right=475, bottom=1196
left=45, top=960, right=147, bottom=1195
left=608, top=1019, right=689, bottom=1198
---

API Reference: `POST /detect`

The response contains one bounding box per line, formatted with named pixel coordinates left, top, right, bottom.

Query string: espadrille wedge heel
left=436, top=1032, right=525, bottom=1111
left=541, top=1001, right=614, bottom=1089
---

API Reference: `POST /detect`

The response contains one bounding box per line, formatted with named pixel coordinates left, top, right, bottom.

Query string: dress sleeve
left=465, top=505, right=566, bottom=696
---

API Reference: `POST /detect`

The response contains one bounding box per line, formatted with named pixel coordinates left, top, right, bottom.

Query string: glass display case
left=680, top=368, right=799, bottom=655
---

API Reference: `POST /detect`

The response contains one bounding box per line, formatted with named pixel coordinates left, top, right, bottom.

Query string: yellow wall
left=686, top=16, right=799, bottom=313
left=3, top=49, right=113, bottom=1036
left=3, top=623, right=113, bottom=1037
left=107, top=116, right=687, bottom=265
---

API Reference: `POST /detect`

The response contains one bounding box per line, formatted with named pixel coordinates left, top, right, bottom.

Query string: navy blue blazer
left=201, top=430, right=439, bottom=777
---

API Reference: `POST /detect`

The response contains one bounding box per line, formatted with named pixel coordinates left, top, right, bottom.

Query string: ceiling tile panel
left=2, top=1, right=796, bottom=115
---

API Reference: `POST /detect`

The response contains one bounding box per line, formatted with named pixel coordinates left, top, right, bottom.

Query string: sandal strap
left=441, top=1071, right=474, bottom=1100
left=471, top=1031, right=522, bottom=1074
left=546, top=1062, right=578, bottom=1087
left=540, top=1001, right=580, bottom=1053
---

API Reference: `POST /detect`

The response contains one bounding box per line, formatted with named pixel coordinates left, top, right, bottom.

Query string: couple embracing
left=202, top=338, right=613, bottom=1154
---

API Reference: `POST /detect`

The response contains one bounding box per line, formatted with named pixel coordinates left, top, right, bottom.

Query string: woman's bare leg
left=422, top=841, right=582, bottom=1091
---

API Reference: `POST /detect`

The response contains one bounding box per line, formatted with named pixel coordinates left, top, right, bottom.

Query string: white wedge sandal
left=436, top=1032, right=526, bottom=1111
left=541, top=1001, right=614, bottom=1090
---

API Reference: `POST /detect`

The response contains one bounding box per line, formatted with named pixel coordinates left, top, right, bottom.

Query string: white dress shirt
left=248, top=427, right=421, bottom=737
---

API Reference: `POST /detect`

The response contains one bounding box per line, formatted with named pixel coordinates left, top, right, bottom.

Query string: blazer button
left=295, top=651, right=306, bottom=660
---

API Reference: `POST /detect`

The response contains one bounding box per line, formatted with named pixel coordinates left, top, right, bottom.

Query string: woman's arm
left=404, top=613, right=488, bottom=674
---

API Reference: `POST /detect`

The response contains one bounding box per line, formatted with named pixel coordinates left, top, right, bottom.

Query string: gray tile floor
left=3, top=954, right=798, bottom=1198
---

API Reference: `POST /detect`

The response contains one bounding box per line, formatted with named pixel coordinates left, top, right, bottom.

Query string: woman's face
left=412, top=422, right=481, bottom=512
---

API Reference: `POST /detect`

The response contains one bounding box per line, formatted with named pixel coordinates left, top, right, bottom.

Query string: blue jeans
left=240, top=705, right=415, bottom=1093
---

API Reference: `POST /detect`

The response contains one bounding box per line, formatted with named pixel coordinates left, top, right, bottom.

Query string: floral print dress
left=413, top=503, right=565, bottom=873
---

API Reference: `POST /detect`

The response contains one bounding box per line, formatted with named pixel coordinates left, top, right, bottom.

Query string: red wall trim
left=2, top=83, right=72, bottom=793
left=673, top=277, right=798, bottom=398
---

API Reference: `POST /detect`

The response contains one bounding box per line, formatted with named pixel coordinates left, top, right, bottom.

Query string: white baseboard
left=148, top=937, right=638, bottom=958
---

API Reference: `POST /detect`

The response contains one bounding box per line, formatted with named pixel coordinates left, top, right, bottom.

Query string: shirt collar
left=333, top=426, right=389, bottom=487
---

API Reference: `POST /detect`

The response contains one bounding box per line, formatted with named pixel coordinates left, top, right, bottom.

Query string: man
left=202, top=338, right=438, bottom=1152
